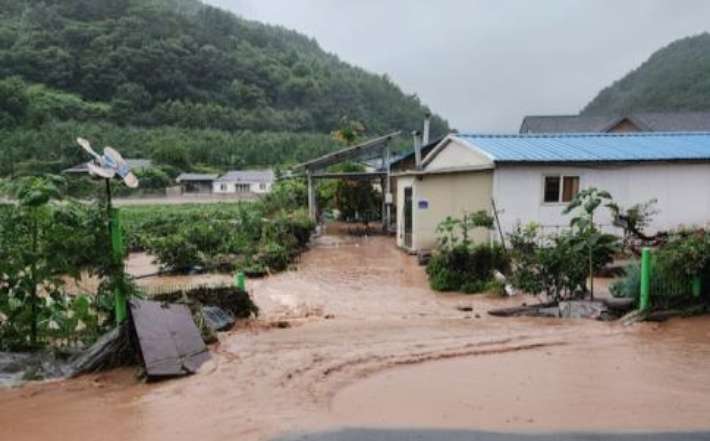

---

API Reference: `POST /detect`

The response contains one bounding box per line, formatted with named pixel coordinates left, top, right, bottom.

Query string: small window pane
left=544, top=176, right=561, bottom=203
left=562, top=177, right=580, bottom=202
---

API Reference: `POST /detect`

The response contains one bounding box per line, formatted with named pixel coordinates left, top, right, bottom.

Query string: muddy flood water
left=2, top=234, right=710, bottom=440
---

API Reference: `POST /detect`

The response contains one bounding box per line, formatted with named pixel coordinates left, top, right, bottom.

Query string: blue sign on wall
left=418, top=200, right=429, bottom=210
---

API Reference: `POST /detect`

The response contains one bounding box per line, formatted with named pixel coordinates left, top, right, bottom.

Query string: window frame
left=541, top=174, right=580, bottom=205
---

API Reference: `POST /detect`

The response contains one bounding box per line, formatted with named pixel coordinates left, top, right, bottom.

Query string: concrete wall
left=396, top=171, right=494, bottom=252
left=492, top=162, right=710, bottom=239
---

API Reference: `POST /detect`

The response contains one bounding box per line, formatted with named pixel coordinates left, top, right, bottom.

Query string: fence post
left=639, top=247, right=651, bottom=311
left=236, top=271, right=246, bottom=292
left=110, top=208, right=127, bottom=324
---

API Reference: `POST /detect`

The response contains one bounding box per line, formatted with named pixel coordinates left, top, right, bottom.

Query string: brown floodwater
left=1, top=234, right=709, bottom=441
left=332, top=317, right=710, bottom=432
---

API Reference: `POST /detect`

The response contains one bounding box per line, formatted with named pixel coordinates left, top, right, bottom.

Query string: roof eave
left=394, top=164, right=495, bottom=177
left=495, top=158, right=710, bottom=166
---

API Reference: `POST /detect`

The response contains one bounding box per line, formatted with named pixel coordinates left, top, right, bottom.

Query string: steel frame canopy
left=296, top=132, right=401, bottom=227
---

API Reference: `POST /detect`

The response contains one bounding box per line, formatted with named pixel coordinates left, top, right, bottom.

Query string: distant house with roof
left=63, top=159, right=153, bottom=174
left=395, top=133, right=710, bottom=253
left=176, top=173, right=218, bottom=194
left=520, top=111, right=710, bottom=134
left=213, top=169, right=275, bottom=195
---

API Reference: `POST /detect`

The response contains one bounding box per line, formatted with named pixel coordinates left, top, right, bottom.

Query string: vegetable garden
left=0, top=176, right=314, bottom=352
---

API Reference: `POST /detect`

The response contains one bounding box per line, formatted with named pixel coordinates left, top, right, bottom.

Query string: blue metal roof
left=456, top=132, right=710, bottom=163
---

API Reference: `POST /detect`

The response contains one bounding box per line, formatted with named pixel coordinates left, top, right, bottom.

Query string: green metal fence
left=639, top=247, right=703, bottom=311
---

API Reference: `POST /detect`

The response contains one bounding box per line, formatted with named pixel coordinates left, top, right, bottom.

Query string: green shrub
left=508, top=224, right=588, bottom=301
left=427, top=245, right=470, bottom=292
left=461, top=281, right=487, bottom=294
left=427, top=244, right=510, bottom=293
left=485, top=279, right=507, bottom=297
left=610, top=263, right=641, bottom=300
left=257, top=241, right=290, bottom=272
left=655, top=230, right=710, bottom=277
left=146, top=234, right=201, bottom=270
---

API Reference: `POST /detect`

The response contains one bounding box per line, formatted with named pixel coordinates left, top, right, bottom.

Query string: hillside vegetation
left=0, top=0, right=448, bottom=177
left=583, top=33, right=710, bottom=116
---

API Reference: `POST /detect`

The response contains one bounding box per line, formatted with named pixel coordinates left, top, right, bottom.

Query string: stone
left=559, top=300, right=610, bottom=320
left=537, top=307, right=561, bottom=318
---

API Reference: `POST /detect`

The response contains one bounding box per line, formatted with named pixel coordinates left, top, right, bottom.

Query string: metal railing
left=639, top=248, right=702, bottom=310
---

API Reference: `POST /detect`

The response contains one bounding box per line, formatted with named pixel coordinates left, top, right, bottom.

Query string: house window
left=220, top=184, right=227, bottom=192
left=543, top=175, right=580, bottom=204
left=259, top=183, right=266, bottom=191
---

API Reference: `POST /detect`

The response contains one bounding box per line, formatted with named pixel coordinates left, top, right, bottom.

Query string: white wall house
left=395, top=133, right=710, bottom=253
left=213, top=169, right=275, bottom=195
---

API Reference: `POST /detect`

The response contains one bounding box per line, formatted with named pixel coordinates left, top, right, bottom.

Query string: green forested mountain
left=583, top=33, right=710, bottom=116
left=0, top=0, right=449, bottom=177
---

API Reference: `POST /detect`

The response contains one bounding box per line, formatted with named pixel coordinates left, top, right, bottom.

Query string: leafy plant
left=428, top=211, right=504, bottom=293
left=609, top=198, right=659, bottom=252
left=563, top=188, right=619, bottom=300
left=508, top=223, right=588, bottom=302
left=436, top=210, right=494, bottom=251
left=427, top=243, right=510, bottom=293
left=610, top=263, right=642, bottom=300
left=655, top=229, right=709, bottom=277
left=0, top=176, right=118, bottom=350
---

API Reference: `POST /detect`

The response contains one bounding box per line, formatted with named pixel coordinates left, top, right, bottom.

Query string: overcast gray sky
left=205, top=0, right=710, bottom=133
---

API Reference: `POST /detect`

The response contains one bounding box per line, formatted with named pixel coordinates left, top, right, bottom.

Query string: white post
left=307, top=170, right=317, bottom=221
left=412, top=131, right=422, bottom=170
left=384, top=142, right=392, bottom=231
left=423, top=113, right=431, bottom=145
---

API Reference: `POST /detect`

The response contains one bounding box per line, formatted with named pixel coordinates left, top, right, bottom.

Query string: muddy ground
left=1, top=234, right=710, bottom=441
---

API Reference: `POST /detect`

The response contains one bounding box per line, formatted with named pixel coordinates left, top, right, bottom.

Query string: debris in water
left=201, top=306, right=236, bottom=332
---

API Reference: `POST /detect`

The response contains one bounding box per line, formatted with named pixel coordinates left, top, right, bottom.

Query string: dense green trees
left=0, top=77, right=28, bottom=128
left=0, top=0, right=449, bottom=178
left=0, top=119, right=343, bottom=177
left=584, top=33, right=710, bottom=115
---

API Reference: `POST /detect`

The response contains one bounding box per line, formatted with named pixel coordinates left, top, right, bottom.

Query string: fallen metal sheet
left=129, top=299, right=211, bottom=378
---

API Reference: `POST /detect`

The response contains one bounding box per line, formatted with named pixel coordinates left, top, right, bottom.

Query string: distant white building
left=213, top=169, right=275, bottom=195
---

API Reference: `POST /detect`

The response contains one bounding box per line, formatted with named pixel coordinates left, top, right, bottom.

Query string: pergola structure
left=296, top=132, right=401, bottom=229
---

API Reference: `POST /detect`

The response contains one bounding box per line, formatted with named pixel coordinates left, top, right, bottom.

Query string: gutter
left=393, top=164, right=495, bottom=178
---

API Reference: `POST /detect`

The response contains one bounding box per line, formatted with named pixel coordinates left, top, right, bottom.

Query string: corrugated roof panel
left=456, top=133, right=710, bottom=163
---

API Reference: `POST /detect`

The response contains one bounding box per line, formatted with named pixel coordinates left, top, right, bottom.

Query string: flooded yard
left=332, top=317, right=710, bottom=432
left=1, top=234, right=710, bottom=441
